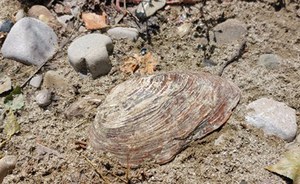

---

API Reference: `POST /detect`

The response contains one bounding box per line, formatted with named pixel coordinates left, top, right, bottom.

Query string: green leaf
left=4, top=110, right=20, bottom=139
left=4, top=86, right=22, bottom=104
left=4, top=94, right=24, bottom=110
left=266, top=147, right=300, bottom=184
left=4, top=86, right=24, bottom=110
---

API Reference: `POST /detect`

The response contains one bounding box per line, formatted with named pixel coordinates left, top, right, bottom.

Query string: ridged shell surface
left=89, top=72, right=240, bottom=167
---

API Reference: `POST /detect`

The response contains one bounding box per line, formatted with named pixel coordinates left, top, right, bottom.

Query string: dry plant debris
left=0, top=110, right=20, bottom=148
left=121, top=52, right=158, bottom=74
left=266, top=147, right=300, bottom=184
left=81, top=12, right=108, bottom=30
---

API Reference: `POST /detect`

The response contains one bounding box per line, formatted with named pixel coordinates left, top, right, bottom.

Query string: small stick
left=218, top=40, right=246, bottom=76
left=126, top=153, right=131, bottom=183
left=82, top=154, right=110, bottom=184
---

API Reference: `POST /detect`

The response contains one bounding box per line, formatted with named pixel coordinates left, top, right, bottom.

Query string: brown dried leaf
left=121, top=53, right=158, bottom=75
left=266, top=147, right=300, bottom=184
left=0, top=32, right=7, bottom=43
left=82, top=12, right=108, bottom=30
left=120, top=54, right=140, bottom=74
left=139, top=53, right=158, bottom=74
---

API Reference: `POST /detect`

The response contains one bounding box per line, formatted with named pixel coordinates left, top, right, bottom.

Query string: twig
left=82, top=154, right=110, bottom=184
left=218, top=40, right=246, bottom=76
left=126, top=154, right=130, bottom=183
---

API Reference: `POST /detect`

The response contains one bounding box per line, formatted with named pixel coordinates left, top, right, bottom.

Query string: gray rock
left=67, top=34, right=113, bottom=78
left=29, top=74, right=43, bottom=88
left=0, top=76, right=11, bottom=94
left=258, top=54, right=281, bottom=69
left=57, top=15, right=73, bottom=27
left=211, top=19, right=247, bottom=45
left=0, top=20, right=14, bottom=32
left=43, top=70, right=69, bottom=90
left=1, top=17, right=58, bottom=66
left=107, top=27, right=139, bottom=41
left=136, top=0, right=166, bottom=19
left=245, top=98, right=297, bottom=142
left=36, top=89, right=52, bottom=107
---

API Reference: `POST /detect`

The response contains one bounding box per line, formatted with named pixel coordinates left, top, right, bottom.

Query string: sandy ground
left=0, top=0, right=299, bottom=183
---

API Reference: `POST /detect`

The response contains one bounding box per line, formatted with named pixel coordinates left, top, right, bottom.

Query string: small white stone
left=15, top=9, right=25, bottom=22
left=67, top=34, right=113, bottom=78
left=136, top=0, right=166, bottom=19
left=0, top=76, right=12, bottom=94
left=36, top=89, right=52, bottom=107
left=258, top=54, right=281, bottom=69
left=29, top=74, right=43, bottom=88
left=245, top=98, right=297, bottom=142
left=177, top=23, right=192, bottom=38
left=57, top=15, right=73, bottom=27
left=107, top=27, right=139, bottom=41
left=214, top=134, right=226, bottom=146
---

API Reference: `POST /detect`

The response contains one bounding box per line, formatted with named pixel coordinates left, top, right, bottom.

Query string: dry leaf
left=4, top=110, right=20, bottom=139
left=266, top=147, right=300, bottom=184
left=121, top=53, right=158, bottom=75
left=0, top=32, right=7, bottom=44
left=139, top=53, right=158, bottom=74
left=82, top=12, right=108, bottom=30
left=120, top=54, right=140, bottom=74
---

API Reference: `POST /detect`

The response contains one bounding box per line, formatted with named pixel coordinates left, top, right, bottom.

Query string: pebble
left=71, top=6, right=80, bottom=17
left=258, top=54, right=281, bottom=69
left=43, top=71, right=69, bottom=90
left=177, top=23, right=192, bottom=38
left=28, top=5, right=56, bottom=23
left=107, top=27, right=139, bottom=41
left=14, top=9, right=25, bottom=22
left=67, top=34, right=113, bottom=78
left=0, top=20, right=14, bottom=33
left=297, top=134, right=300, bottom=143
left=136, top=0, right=166, bottom=19
left=1, top=17, right=58, bottom=66
left=29, top=74, right=43, bottom=88
left=35, top=89, right=52, bottom=107
left=245, top=98, right=297, bottom=142
left=54, top=3, right=65, bottom=14
left=210, top=19, right=247, bottom=45
left=214, top=134, right=226, bottom=146
left=57, top=15, right=73, bottom=27
left=0, top=155, right=17, bottom=183
left=0, top=76, right=12, bottom=94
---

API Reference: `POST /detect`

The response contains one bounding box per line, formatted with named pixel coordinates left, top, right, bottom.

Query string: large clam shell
left=89, top=72, right=240, bottom=167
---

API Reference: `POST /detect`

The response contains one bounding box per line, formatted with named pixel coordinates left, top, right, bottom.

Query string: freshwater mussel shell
left=89, top=72, right=241, bottom=167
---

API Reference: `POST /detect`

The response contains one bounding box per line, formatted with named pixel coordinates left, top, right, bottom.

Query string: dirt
left=0, top=0, right=300, bottom=183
